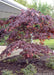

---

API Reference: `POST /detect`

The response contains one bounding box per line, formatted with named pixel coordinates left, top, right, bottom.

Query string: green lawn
left=44, top=39, right=54, bottom=49
left=33, top=39, right=54, bottom=50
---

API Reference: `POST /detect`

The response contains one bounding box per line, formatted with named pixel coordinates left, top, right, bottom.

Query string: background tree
left=14, top=0, right=54, bottom=18
left=28, top=0, right=53, bottom=16
left=37, top=2, right=52, bottom=15
left=27, top=0, right=37, bottom=10
left=14, top=0, right=27, bottom=6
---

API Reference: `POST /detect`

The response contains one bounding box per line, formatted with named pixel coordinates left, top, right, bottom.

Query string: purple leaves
left=0, top=40, right=53, bottom=59
left=5, top=9, right=54, bottom=42
left=0, top=8, right=54, bottom=60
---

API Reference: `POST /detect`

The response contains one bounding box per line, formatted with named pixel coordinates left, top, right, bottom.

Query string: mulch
left=0, top=56, right=54, bottom=75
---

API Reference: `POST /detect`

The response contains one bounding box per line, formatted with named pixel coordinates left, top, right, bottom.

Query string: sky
left=9, top=0, right=54, bottom=6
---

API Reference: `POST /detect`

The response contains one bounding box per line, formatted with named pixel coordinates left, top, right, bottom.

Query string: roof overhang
left=0, top=0, right=27, bottom=10
left=0, top=0, right=27, bottom=18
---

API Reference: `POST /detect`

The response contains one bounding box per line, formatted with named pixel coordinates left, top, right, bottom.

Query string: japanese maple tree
left=0, top=9, right=54, bottom=59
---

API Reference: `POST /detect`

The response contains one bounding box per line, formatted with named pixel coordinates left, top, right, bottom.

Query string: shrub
left=46, top=56, right=54, bottom=69
left=21, top=64, right=37, bottom=75
left=1, top=69, right=16, bottom=75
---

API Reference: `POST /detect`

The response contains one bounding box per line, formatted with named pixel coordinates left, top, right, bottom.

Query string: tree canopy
left=0, top=9, right=54, bottom=59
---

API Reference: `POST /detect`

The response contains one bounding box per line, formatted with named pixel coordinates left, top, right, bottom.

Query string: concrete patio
left=0, top=46, right=23, bottom=61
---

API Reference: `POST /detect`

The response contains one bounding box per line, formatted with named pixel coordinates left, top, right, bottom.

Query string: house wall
left=0, top=2, right=21, bottom=18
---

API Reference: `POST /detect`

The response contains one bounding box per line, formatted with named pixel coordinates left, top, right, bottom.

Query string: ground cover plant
left=2, top=69, right=17, bottom=75
left=21, top=64, right=37, bottom=75
left=1, top=69, right=16, bottom=75
left=0, top=56, right=54, bottom=75
left=46, top=55, right=54, bottom=69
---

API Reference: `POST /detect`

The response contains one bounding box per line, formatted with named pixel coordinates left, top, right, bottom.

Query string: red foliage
left=5, top=9, right=54, bottom=43
left=0, top=40, right=53, bottom=59
left=0, top=9, right=54, bottom=59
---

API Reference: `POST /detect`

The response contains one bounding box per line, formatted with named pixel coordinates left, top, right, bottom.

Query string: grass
left=33, top=39, right=54, bottom=50
left=44, top=39, right=54, bottom=49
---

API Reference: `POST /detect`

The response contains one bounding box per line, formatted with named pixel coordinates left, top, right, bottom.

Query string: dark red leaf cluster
left=0, top=16, right=16, bottom=26
left=0, top=28, right=7, bottom=40
left=0, top=40, right=53, bottom=59
left=0, top=16, right=16, bottom=39
left=5, top=9, right=54, bottom=43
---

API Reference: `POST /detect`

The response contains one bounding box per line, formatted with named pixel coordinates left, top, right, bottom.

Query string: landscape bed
left=0, top=56, right=54, bottom=75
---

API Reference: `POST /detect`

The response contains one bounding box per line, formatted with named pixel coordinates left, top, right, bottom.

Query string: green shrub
left=21, top=64, right=37, bottom=75
left=46, top=56, right=54, bottom=69
left=7, top=58, right=17, bottom=63
left=3, top=58, right=17, bottom=63
left=1, top=69, right=16, bottom=75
